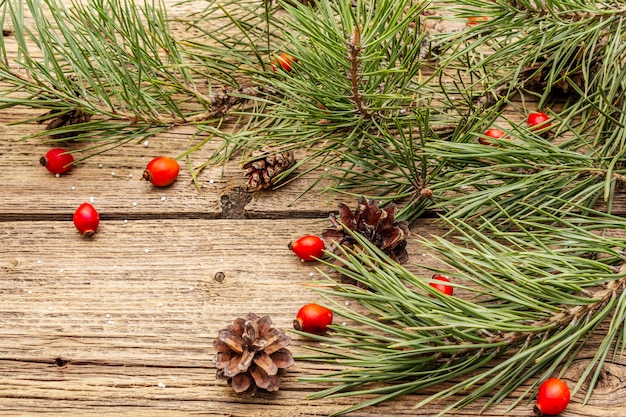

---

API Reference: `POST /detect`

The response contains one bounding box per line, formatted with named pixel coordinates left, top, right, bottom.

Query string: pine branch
left=196, top=0, right=441, bottom=195
left=0, top=0, right=270, bottom=158
left=301, top=206, right=626, bottom=415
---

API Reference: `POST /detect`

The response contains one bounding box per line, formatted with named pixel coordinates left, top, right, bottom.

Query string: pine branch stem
left=496, top=263, right=626, bottom=348
left=425, top=263, right=626, bottom=363
left=0, top=61, right=258, bottom=126
left=348, top=27, right=371, bottom=120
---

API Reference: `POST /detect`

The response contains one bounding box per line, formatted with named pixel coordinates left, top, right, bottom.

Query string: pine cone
left=322, top=197, right=410, bottom=266
left=242, top=146, right=296, bottom=191
left=42, top=109, right=92, bottom=139
left=213, top=313, right=294, bottom=396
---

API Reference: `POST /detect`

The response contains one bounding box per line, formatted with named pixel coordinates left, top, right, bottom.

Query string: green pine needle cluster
left=303, top=205, right=626, bottom=415
left=2, top=0, right=626, bottom=415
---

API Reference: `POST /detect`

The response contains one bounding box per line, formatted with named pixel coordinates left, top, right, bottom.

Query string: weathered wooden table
left=1, top=2, right=626, bottom=416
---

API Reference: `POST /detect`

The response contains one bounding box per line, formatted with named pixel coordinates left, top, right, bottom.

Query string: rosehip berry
left=272, top=53, right=297, bottom=72
left=293, top=303, right=333, bottom=335
left=73, top=202, right=100, bottom=237
left=467, top=16, right=488, bottom=26
left=429, top=274, right=454, bottom=296
left=534, top=378, right=570, bottom=416
left=143, top=156, right=179, bottom=187
left=527, top=111, right=551, bottom=130
left=479, top=128, right=506, bottom=146
left=40, top=148, right=74, bottom=175
left=288, top=235, right=325, bottom=261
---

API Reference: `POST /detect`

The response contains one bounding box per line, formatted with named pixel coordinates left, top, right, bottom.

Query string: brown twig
left=1, top=63, right=262, bottom=127
left=347, top=27, right=372, bottom=120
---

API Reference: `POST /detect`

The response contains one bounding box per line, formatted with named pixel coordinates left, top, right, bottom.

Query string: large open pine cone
left=213, top=313, right=294, bottom=396
left=322, top=197, right=410, bottom=265
left=242, top=146, right=296, bottom=191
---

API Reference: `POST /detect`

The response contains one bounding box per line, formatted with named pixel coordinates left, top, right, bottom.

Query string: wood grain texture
left=1, top=1, right=626, bottom=416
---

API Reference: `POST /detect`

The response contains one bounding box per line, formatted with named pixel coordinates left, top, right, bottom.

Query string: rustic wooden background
left=2, top=1, right=626, bottom=416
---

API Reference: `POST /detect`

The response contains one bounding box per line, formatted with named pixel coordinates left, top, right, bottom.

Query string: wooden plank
left=0, top=113, right=223, bottom=219
left=2, top=219, right=626, bottom=416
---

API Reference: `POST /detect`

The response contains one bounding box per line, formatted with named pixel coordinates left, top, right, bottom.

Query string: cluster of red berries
left=479, top=111, right=552, bottom=146
left=286, top=235, right=333, bottom=336
left=286, top=234, right=456, bottom=338
left=287, top=233, right=570, bottom=415
left=288, top=234, right=455, bottom=296
left=40, top=148, right=180, bottom=237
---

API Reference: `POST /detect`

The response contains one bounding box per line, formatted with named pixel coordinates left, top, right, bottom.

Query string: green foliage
left=0, top=0, right=251, bottom=158
left=198, top=0, right=437, bottom=201
left=304, top=206, right=626, bottom=415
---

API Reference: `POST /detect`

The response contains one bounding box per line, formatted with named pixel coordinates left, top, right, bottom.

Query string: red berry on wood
left=293, top=303, right=333, bottom=335
left=288, top=235, right=325, bottom=261
left=534, top=378, right=570, bottom=416
left=73, top=202, right=100, bottom=237
left=143, top=156, right=179, bottom=187
left=429, top=274, right=454, bottom=296
left=527, top=111, right=551, bottom=130
left=40, top=148, right=74, bottom=175
left=272, top=53, right=297, bottom=72
left=479, top=128, right=506, bottom=146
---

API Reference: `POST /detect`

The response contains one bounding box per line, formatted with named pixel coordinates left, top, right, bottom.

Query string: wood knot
left=214, top=271, right=225, bottom=283
left=220, top=186, right=252, bottom=219
left=54, top=357, right=68, bottom=367
left=566, top=360, right=626, bottom=401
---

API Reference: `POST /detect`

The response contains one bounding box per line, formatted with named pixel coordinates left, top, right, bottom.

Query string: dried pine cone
left=322, top=197, right=410, bottom=266
left=242, top=146, right=296, bottom=191
left=41, top=109, right=92, bottom=139
left=213, top=313, right=294, bottom=396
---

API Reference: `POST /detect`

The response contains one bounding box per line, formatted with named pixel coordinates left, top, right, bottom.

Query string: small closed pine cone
left=42, top=109, right=92, bottom=139
left=322, top=197, right=410, bottom=267
left=242, top=146, right=296, bottom=191
left=213, top=313, right=294, bottom=396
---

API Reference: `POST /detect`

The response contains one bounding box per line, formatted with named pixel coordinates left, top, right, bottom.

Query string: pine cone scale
left=265, top=374, right=281, bottom=392
left=218, top=331, right=245, bottom=353
left=214, top=351, right=234, bottom=371
left=338, top=203, right=356, bottom=229
left=223, top=355, right=244, bottom=378
left=231, top=372, right=253, bottom=394
left=271, top=349, right=295, bottom=369
left=254, top=351, right=279, bottom=376
left=260, top=331, right=290, bottom=354
left=250, top=365, right=271, bottom=390
left=238, top=349, right=255, bottom=372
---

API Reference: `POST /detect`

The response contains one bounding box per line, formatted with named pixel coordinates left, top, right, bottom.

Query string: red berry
left=143, top=156, right=179, bottom=187
left=293, top=303, right=333, bottom=335
left=40, top=148, right=74, bottom=175
left=272, top=53, right=297, bottom=72
left=429, top=274, right=454, bottom=296
left=467, top=16, right=488, bottom=26
left=479, top=128, right=506, bottom=146
left=73, top=203, right=100, bottom=237
left=288, top=235, right=325, bottom=261
left=534, top=378, right=570, bottom=416
left=527, top=111, right=551, bottom=130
